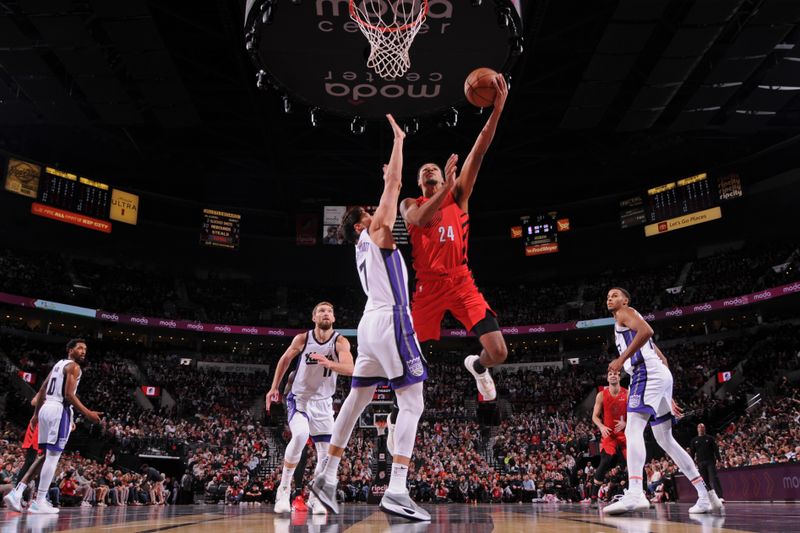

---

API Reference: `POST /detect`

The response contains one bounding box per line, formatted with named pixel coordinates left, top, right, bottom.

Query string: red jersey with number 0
left=602, top=386, right=628, bottom=435
left=408, top=191, right=469, bottom=279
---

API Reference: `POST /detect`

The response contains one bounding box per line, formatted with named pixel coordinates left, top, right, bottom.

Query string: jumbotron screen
left=619, top=172, right=743, bottom=233
left=201, top=208, right=241, bottom=250
left=38, top=166, right=111, bottom=219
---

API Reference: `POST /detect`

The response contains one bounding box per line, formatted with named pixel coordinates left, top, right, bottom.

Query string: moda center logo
left=213, top=325, right=232, bottom=333
left=527, top=326, right=546, bottom=333
left=186, top=323, right=205, bottom=331
left=158, top=320, right=177, bottom=328
left=502, top=327, right=519, bottom=335
left=317, top=0, right=451, bottom=102
left=642, top=313, right=656, bottom=321
left=693, top=303, right=713, bottom=312
left=723, top=296, right=748, bottom=307
left=448, top=329, right=467, bottom=337
left=130, top=317, right=149, bottom=325
left=753, top=290, right=772, bottom=301
left=783, top=282, right=800, bottom=294
left=266, top=329, right=286, bottom=336
left=98, top=312, right=119, bottom=321
left=241, top=327, right=259, bottom=335
left=315, top=0, right=454, bottom=33
left=665, top=308, right=683, bottom=317
left=784, top=476, right=800, bottom=490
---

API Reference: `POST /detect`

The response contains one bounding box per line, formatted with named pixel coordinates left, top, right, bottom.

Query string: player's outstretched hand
left=671, top=399, right=684, bottom=419
left=265, top=389, right=280, bottom=413
left=493, top=74, right=508, bottom=111
left=608, top=357, right=624, bottom=374
left=87, top=411, right=103, bottom=424
left=310, top=353, right=333, bottom=368
left=444, top=153, right=458, bottom=190
left=386, top=113, right=405, bottom=140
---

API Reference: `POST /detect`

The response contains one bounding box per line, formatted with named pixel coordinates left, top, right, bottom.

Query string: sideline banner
left=676, top=462, right=800, bottom=502
left=0, top=281, right=797, bottom=338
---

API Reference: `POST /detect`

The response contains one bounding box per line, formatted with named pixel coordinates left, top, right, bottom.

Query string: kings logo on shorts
left=407, top=356, right=425, bottom=377
left=628, top=394, right=641, bottom=409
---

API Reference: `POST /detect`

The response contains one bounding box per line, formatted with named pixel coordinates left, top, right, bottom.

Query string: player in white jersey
left=27, top=339, right=102, bottom=514
left=311, top=114, right=431, bottom=522
left=265, top=302, right=353, bottom=515
left=603, top=288, right=723, bottom=516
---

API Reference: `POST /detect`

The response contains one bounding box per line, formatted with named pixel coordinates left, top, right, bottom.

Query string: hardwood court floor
left=2, top=502, right=799, bottom=532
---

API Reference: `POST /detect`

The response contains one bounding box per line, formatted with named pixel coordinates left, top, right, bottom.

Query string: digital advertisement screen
left=38, top=166, right=111, bottom=219
left=201, top=208, right=241, bottom=250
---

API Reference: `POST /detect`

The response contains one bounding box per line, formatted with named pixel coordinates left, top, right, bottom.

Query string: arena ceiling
left=2, top=0, right=800, bottom=212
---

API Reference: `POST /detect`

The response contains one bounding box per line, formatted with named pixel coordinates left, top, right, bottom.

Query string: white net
left=350, top=0, right=428, bottom=80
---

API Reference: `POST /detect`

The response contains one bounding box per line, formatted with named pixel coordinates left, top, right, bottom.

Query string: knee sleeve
left=624, top=412, right=649, bottom=482
left=285, top=414, right=310, bottom=464
left=651, top=421, right=701, bottom=480
left=330, top=385, right=376, bottom=449
left=393, top=382, right=425, bottom=458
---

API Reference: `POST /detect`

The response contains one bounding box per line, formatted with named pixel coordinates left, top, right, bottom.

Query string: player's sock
left=279, top=466, right=296, bottom=490
left=472, top=360, right=487, bottom=374
left=321, top=455, right=341, bottom=484
left=651, top=421, right=708, bottom=498
left=625, top=412, right=648, bottom=494
left=36, top=450, right=61, bottom=502
left=313, top=442, right=329, bottom=477
left=387, top=463, right=409, bottom=494
left=14, top=482, right=26, bottom=497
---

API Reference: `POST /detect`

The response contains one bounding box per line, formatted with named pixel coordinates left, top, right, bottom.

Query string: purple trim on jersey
left=311, top=434, right=332, bottom=444
left=381, top=249, right=407, bottom=307
left=41, top=406, right=71, bottom=452
left=351, top=376, right=389, bottom=388
left=650, top=412, right=675, bottom=427
left=389, top=306, right=428, bottom=389
left=627, top=362, right=648, bottom=412
left=286, top=393, right=308, bottom=422
left=623, top=330, right=644, bottom=366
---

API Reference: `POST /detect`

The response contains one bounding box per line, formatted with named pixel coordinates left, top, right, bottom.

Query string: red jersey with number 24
left=408, top=191, right=470, bottom=280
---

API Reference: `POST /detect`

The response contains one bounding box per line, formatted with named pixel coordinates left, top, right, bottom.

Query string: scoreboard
left=620, top=172, right=743, bottom=234
left=522, top=214, right=560, bottom=256
left=201, top=208, right=241, bottom=250
left=38, top=166, right=111, bottom=219
left=646, top=172, right=716, bottom=222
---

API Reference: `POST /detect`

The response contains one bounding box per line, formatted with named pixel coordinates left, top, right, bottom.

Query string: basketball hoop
left=349, top=0, right=428, bottom=80
left=375, top=419, right=387, bottom=436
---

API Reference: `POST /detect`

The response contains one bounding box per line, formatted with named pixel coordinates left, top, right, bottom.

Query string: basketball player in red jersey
left=399, top=73, right=509, bottom=401
left=590, top=370, right=627, bottom=507
left=3, top=393, right=49, bottom=512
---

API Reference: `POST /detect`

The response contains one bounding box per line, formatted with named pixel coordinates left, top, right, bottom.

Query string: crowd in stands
left=0, top=420, right=190, bottom=509
left=0, top=267, right=798, bottom=508
left=0, top=240, right=796, bottom=329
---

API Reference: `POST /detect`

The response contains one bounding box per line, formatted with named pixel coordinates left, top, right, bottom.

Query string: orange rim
left=349, top=0, right=428, bottom=33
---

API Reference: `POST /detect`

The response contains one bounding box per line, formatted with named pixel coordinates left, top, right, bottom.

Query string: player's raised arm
left=266, top=333, right=307, bottom=412
left=310, top=335, right=355, bottom=376
left=370, top=114, right=405, bottom=247
left=454, top=74, right=508, bottom=209
left=400, top=154, right=458, bottom=228
left=609, top=307, right=654, bottom=373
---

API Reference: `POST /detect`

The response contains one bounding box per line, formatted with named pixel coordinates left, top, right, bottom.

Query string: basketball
left=464, top=67, right=499, bottom=108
